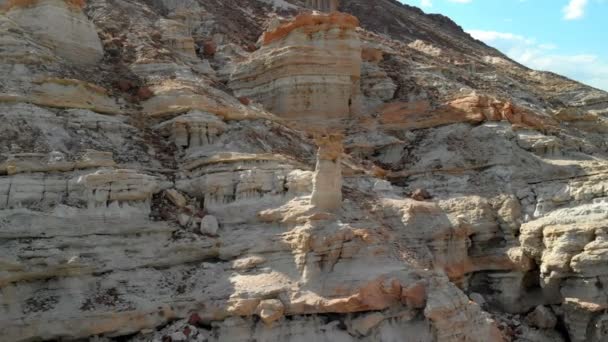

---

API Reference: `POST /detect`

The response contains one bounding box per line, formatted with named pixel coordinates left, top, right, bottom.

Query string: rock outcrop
left=2, top=0, right=104, bottom=65
left=230, top=12, right=362, bottom=127
left=310, top=134, right=343, bottom=211
left=2, top=0, right=608, bottom=341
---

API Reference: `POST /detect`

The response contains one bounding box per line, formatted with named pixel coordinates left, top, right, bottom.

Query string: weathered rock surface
left=229, top=12, right=362, bottom=126
left=310, top=134, right=343, bottom=211
left=1, top=0, right=608, bottom=341
left=3, top=0, right=104, bottom=65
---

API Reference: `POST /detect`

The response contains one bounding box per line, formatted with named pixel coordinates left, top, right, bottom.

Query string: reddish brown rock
left=401, top=282, right=427, bottom=309
left=137, top=87, right=154, bottom=101
left=187, top=313, right=201, bottom=326
left=203, top=41, right=216, bottom=57
left=361, top=47, right=383, bottom=63
left=238, top=97, right=250, bottom=106
left=116, top=79, right=135, bottom=92
left=411, top=189, right=432, bottom=201
left=380, top=95, right=559, bottom=131
left=261, top=12, right=359, bottom=46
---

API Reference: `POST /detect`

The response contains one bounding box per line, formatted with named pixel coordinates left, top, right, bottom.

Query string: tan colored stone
left=380, top=95, right=559, bottom=132
left=165, top=189, right=187, bottom=208
left=230, top=12, right=361, bottom=126
left=255, top=299, right=285, bottom=325
left=310, top=134, right=344, bottom=212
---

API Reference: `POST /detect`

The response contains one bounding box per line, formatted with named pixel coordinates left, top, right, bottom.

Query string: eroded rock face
left=3, top=0, right=104, bottom=65
left=310, top=134, right=343, bottom=212
left=229, top=12, right=362, bottom=126
left=1, top=0, right=608, bottom=341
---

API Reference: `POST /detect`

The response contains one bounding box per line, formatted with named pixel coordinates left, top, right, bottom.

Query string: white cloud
left=538, top=43, right=558, bottom=50
left=467, top=29, right=608, bottom=91
left=466, top=30, right=535, bottom=45
left=563, top=0, right=588, bottom=20
left=421, top=0, right=432, bottom=7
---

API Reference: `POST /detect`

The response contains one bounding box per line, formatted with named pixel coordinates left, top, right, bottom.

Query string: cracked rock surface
left=1, top=0, right=608, bottom=341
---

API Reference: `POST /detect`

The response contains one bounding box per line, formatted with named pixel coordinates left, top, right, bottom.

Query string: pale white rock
left=178, top=213, right=192, bottom=227
left=373, top=180, right=393, bottom=193
left=155, top=111, right=227, bottom=151
left=5, top=0, right=104, bottom=65
left=470, top=293, right=487, bottom=307
left=2, top=0, right=608, bottom=341
left=310, top=135, right=343, bottom=212
left=408, top=40, right=442, bottom=57
left=200, top=215, right=219, bottom=236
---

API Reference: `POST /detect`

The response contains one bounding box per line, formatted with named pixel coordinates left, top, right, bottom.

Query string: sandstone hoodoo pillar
left=229, top=12, right=362, bottom=126
left=310, top=134, right=343, bottom=212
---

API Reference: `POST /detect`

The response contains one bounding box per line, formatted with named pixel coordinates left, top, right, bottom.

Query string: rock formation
left=1, top=0, right=608, bottom=341
left=2, top=0, right=104, bottom=64
left=229, top=12, right=362, bottom=127
left=310, top=134, right=343, bottom=211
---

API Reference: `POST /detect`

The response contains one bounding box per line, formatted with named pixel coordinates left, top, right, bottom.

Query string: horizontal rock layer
left=229, top=12, right=362, bottom=125
left=1, top=0, right=608, bottom=341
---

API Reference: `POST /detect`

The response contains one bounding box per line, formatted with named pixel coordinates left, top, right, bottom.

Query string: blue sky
left=399, top=0, right=608, bottom=91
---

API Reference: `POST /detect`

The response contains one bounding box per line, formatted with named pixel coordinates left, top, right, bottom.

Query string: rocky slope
left=1, top=0, right=608, bottom=341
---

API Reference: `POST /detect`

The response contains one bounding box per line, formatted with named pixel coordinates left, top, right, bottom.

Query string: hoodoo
left=2, top=0, right=608, bottom=341
left=229, top=11, right=362, bottom=127
left=310, top=134, right=343, bottom=211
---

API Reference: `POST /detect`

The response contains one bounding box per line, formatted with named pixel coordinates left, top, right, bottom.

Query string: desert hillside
left=1, top=0, right=608, bottom=341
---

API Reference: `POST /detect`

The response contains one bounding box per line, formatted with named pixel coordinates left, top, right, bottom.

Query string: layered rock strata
left=310, top=134, right=343, bottom=211
left=229, top=12, right=362, bottom=126
left=2, top=0, right=104, bottom=65
left=1, top=0, right=608, bottom=341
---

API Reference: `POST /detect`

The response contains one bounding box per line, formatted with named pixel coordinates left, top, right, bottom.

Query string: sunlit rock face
left=3, top=0, right=104, bottom=65
left=229, top=12, right=362, bottom=126
left=2, top=0, right=608, bottom=341
left=310, top=134, right=343, bottom=211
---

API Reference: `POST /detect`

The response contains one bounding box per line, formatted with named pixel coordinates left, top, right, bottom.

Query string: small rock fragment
left=526, top=305, right=557, bottom=329
left=188, top=313, right=202, bottom=326
left=165, top=189, right=187, bottom=208
left=238, top=97, right=251, bottom=105
left=116, top=79, right=135, bottom=92
left=200, top=215, right=219, bottom=236
left=137, top=87, right=154, bottom=100
left=352, top=312, right=385, bottom=336
left=411, top=188, right=432, bottom=201
left=169, top=331, right=187, bottom=341
left=256, top=299, right=284, bottom=324
left=178, top=213, right=191, bottom=227
left=203, top=41, right=217, bottom=56
left=469, top=293, right=486, bottom=307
